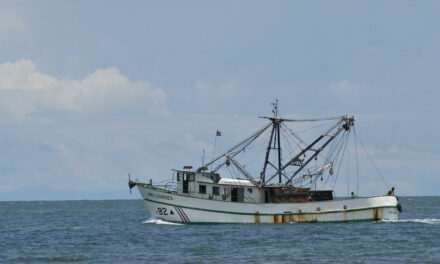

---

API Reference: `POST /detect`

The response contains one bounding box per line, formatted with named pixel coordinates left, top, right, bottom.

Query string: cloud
left=330, top=80, right=360, bottom=96
left=0, top=12, right=25, bottom=33
left=179, top=133, right=211, bottom=152
left=0, top=59, right=171, bottom=198
left=0, top=59, right=57, bottom=91
left=0, top=59, right=169, bottom=121
left=195, top=78, right=250, bottom=100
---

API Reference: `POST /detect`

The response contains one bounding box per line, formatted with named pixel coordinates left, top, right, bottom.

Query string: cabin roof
left=218, top=178, right=254, bottom=187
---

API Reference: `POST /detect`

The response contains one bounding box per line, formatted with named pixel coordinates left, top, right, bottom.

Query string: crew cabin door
left=183, top=173, right=189, bottom=193
left=231, top=187, right=244, bottom=202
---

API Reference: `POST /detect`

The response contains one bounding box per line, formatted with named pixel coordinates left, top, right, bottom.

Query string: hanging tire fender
left=397, top=202, right=403, bottom=212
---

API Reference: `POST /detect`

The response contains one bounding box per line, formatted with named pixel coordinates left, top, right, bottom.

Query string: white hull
left=137, top=184, right=400, bottom=224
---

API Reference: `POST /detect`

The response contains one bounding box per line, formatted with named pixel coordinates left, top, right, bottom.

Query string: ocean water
left=1, top=197, right=439, bottom=263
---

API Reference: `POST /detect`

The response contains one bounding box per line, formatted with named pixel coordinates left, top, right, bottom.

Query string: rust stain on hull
left=373, top=207, right=384, bottom=221
left=269, top=213, right=318, bottom=223
left=273, top=215, right=282, bottom=223
left=254, top=212, right=261, bottom=224
left=270, top=207, right=387, bottom=223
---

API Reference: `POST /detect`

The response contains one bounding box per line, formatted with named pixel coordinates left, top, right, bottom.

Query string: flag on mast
left=216, top=130, right=222, bottom=136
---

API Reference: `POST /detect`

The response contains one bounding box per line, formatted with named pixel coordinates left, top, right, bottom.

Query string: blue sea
left=1, top=197, right=439, bottom=263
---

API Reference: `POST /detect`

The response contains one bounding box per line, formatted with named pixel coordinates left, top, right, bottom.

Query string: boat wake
left=142, top=217, right=183, bottom=226
left=381, top=219, right=440, bottom=224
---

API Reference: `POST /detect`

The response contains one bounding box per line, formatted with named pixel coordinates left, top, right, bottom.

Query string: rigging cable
left=354, top=126, right=360, bottom=195
left=331, top=131, right=350, bottom=191
left=293, top=119, right=337, bottom=135
left=281, top=123, right=308, bottom=147
left=319, top=127, right=348, bottom=190
left=287, top=116, right=343, bottom=122
left=354, top=129, right=390, bottom=189
left=282, top=122, right=333, bottom=164
left=347, top=131, right=351, bottom=196
left=325, top=127, right=346, bottom=163
left=289, top=122, right=347, bottom=187
left=280, top=126, right=298, bottom=156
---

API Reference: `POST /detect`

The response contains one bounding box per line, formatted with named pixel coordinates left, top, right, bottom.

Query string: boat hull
left=137, top=184, right=399, bottom=224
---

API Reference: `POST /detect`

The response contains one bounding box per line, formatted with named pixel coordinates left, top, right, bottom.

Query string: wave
left=142, top=217, right=183, bottom=225
left=14, top=257, right=91, bottom=262
left=381, top=218, right=440, bottom=224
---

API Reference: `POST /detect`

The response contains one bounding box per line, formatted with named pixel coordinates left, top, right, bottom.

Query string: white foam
left=142, top=217, right=183, bottom=225
left=381, top=218, right=440, bottom=224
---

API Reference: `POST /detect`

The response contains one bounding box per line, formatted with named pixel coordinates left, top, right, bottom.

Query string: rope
left=347, top=132, right=350, bottom=196
left=288, top=116, right=343, bottom=122
left=331, top=131, right=350, bottom=191
left=354, top=126, right=360, bottom=195
left=354, top=130, right=390, bottom=189
left=281, top=123, right=330, bottom=163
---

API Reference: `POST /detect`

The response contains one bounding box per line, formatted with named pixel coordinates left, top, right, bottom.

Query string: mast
left=260, top=99, right=285, bottom=184
left=273, top=99, right=283, bottom=183
left=260, top=126, right=275, bottom=183
left=276, top=120, right=282, bottom=183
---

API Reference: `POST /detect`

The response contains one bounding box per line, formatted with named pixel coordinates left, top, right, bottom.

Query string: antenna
left=271, top=98, right=279, bottom=118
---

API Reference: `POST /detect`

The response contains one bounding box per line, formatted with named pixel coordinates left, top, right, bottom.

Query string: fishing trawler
left=129, top=102, right=401, bottom=223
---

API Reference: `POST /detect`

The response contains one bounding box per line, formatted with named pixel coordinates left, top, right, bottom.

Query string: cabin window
left=212, top=186, right=220, bottom=195
left=176, top=172, right=180, bottom=182
left=199, top=185, right=206, bottom=194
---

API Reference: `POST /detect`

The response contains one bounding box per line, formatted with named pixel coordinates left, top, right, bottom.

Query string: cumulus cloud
left=179, top=133, right=211, bottom=152
left=330, top=80, right=360, bottom=96
left=195, top=78, right=249, bottom=100
left=0, top=59, right=57, bottom=91
left=0, top=12, right=25, bottom=33
left=0, top=59, right=169, bottom=121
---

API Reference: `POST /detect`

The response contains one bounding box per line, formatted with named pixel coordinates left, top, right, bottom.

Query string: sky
left=1, top=0, right=440, bottom=200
